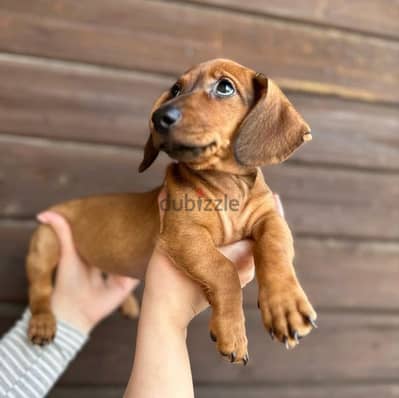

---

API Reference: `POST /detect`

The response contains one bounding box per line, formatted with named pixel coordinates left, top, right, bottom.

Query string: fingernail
left=36, top=213, right=49, bottom=223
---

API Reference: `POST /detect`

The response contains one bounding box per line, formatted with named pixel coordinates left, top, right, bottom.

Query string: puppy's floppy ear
left=234, top=73, right=312, bottom=167
left=138, top=136, right=159, bottom=173
left=138, top=91, right=171, bottom=173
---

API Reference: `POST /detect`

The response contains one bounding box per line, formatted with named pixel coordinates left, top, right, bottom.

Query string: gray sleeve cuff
left=0, top=309, right=89, bottom=398
left=20, top=309, right=89, bottom=361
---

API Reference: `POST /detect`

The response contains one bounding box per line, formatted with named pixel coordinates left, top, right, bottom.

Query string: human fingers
left=218, top=240, right=255, bottom=287
left=37, top=211, right=78, bottom=259
left=273, top=193, right=285, bottom=218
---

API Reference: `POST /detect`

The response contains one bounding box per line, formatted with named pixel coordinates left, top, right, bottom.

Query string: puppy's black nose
left=152, top=105, right=181, bottom=134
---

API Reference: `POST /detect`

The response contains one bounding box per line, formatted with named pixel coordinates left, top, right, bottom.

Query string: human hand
left=37, top=211, right=139, bottom=334
left=143, top=190, right=284, bottom=330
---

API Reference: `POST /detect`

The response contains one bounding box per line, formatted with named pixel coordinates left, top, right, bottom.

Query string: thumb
left=37, top=211, right=77, bottom=258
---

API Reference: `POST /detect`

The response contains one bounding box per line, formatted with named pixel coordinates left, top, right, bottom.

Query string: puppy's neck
left=186, top=154, right=255, bottom=176
left=170, top=162, right=260, bottom=198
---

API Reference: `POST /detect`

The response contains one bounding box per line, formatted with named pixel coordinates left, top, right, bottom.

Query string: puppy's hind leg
left=120, top=294, right=140, bottom=319
left=26, top=224, right=60, bottom=345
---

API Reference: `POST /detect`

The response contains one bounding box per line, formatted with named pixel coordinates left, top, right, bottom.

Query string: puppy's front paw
left=28, top=313, right=56, bottom=345
left=209, top=310, right=249, bottom=365
left=258, top=280, right=317, bottom=349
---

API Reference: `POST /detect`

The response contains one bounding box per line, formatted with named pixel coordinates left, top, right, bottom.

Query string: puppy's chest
left=213, top=188, right=266, bottom=245
left=166, top=164, right=269, bottom=246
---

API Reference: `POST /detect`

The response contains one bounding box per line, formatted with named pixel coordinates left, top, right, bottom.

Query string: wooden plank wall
left=0, top=0, right=398, bottom=396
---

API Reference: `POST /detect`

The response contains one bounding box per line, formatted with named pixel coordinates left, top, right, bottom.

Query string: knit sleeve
left=0, top=309, right=88, bottom=398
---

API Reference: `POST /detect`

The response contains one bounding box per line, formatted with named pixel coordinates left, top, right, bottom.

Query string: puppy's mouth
left=160, top=141, right=217, bottom=159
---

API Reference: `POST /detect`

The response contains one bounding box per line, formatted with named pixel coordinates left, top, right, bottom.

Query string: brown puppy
left=26, top=59, right=316, bottom=365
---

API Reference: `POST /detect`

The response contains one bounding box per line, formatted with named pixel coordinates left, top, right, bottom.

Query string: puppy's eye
left=170, top=83, right=181, bottom=97
left=215, top=78, right=235, bottom=97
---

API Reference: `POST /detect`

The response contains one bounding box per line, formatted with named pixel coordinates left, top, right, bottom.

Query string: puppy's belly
left=51, top=189, right=161, bottom=279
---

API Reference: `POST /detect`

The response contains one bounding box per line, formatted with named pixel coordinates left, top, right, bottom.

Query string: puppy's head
left=139, top=59, right=311, bottom=173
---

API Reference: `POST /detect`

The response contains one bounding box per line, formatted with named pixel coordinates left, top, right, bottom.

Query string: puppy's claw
left=243, top=354, right=249, bottom=366
left=283, top=336, right=290, bottom=350
left=221, top=351, right=237, bottom=363
left=307, top=316, right=318, bottom=329
left=210, top=331, right=217, bottom=342
left=292, top=330, right=300, bottom=344
left=269, top=329, right=275, bottom=340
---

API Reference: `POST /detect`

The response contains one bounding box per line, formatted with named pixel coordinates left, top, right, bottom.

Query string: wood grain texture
left=187, top=311, right=399, bottom=383
left=0, top=54, right=166, bottom=147
left=2, top=220, right=399, bottom=311
left=48, top=384, right=399, bottom=398
left=245, top=238, right=399, bottom=310
left=1, top=55, right=399, bottom=171
left=0, top=135, right=168, bottom=217
left=0, top=1, right=397, bottom=102
left=0, top=221, right=33, bottom=302
left=266, top=165, right=399, bottom=240
left=1, top=135, right=399, bottom=239
left=0, top=1, right=398, bottom=393
left=195, top=385, right=399, bottom=398
left=2, top=309, right=399, bottom=384
left=194, top=0, right=399, bottom=39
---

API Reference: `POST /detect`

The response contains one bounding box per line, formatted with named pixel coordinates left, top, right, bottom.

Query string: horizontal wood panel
left=2, top=220, right=399, bottom=311
left=196, top=385, right=399, bottom=398
left=0, top=0, right=397, bottom=393
left=292, top=96, right=399, bottom=171
left=188, top=311, right=399, bottom=383
left=2, top=309, right=399, bottom=384
left=2, top=135, right=399, bottom=239
left=48, top=384, right=399, bottom=398
left=0, top=54, right=165, bottom=147
left=0, top=135, right=168, bottom=216
left=50, top=388, right=124, bottom=398
left=195, top=0, right=399, bottom=39
left=2, top=55, right=399, bottom=171
left=266, top=165, right=399, bottom=240
left=0, top=221, right=33, bottom=301
left=0, top=1, right=398, bottom=103
left=245, top=238, right=399, bottom=309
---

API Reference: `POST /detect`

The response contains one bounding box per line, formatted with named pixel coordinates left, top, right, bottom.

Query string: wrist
left=144, top=254, right=208, bottom=330
left=52, top=296, right=95, bottom=334
left=141, top=287, right=191, bottom=333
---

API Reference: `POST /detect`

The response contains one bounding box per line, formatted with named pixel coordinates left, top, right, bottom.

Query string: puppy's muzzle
left=152, top=105, right=181, bottom=135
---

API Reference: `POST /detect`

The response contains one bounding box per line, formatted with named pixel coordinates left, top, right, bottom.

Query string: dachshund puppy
left=26, top=59, right=316, bottom=365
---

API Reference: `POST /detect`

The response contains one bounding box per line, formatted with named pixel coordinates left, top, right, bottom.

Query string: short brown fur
left=26, top=59, right=316, bottom=363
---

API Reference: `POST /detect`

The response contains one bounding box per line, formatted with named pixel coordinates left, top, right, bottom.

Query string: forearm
left=124, top=290, right=194, bottom=398
left=0, top=309, right=88, bottom=398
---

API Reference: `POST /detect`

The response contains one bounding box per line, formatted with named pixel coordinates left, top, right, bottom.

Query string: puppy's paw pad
left=28, top=313, right=56, bottom=345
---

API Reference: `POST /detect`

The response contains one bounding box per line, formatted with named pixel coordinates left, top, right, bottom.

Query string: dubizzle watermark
left=160, top=188, right=240, bottom=212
